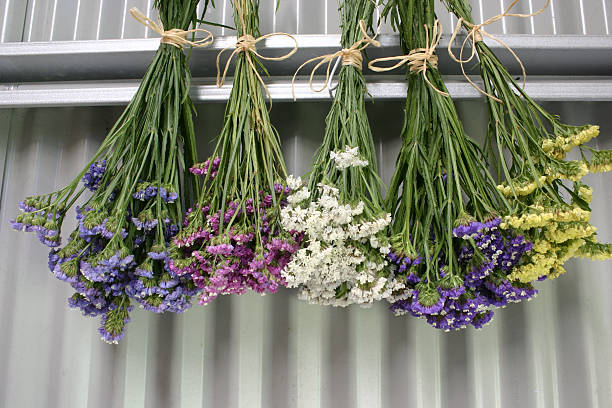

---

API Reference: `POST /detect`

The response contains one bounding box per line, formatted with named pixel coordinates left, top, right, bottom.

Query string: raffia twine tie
left=216, top=0, right=298, bottom=105
left=369, top=19, right=449, bottom=97
left=129, top=8, right=213, bottom=49
left=448, top=0, right=551, bottom=103
left=291, top=20, right=380, bottom=101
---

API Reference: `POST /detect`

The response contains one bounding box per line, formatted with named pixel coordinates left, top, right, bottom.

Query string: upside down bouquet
left=281, top=0, right=406, bottom=307
left=169, top=0, right=302, bottom=305
left=442, top=0, right=612, bottom=283
left=11, top=0, right=211, bottom=343
left=379, top=0, right=537, bottom=331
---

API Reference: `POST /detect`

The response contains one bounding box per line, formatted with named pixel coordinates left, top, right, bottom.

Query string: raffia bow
left=129, top=8, right=213, bottom=49
left=448, top=0, right=551, bottom=103
left=290, top=20, right=380, bottom=100
left=216, top=0, right=298, bottom=104
left=368, top=19, right=449, bottom=97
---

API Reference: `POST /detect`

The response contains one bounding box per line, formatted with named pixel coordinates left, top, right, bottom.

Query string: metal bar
left=1, top=34, right=611, bottom=83
left=1, top=77, right=612, bottom=107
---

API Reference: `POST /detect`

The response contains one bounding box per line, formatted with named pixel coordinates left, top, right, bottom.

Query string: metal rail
left=3, top=76, right=612, bottom=107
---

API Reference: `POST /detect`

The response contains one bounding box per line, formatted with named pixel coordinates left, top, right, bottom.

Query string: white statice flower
left=287, top=187, right=310, bottom=205
left=286, top=175, right=303, bottom=190
left=280, top=179, right=405, bottom=307
left=330, top=146, right=369, bottom=169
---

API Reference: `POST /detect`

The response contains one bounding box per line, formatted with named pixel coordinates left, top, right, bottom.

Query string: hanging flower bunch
left=10, top=0, right=212, bottom=343
left=441, top=0, right=612, bottom=282
left=281, top=0, right=405, bottom=307
left=376, top=0, right=537, bottom=331
left=169, top=0, right=302, bottom=305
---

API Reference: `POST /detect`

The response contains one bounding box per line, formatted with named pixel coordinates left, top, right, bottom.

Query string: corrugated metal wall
left=0, top=1, right=611, bottom=408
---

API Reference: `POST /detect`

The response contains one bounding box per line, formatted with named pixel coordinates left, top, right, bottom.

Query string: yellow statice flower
left=532, top=239, right=552, bottom=254
left=577, top=239, right=612, bottom=260
left=545, top=161, right=589, bottom=183
left=509, top=250, right=557, bottom=282
left=497, top=176, right=547, bottom=197
left=544, top=222, right=596, bottom=244
left=541, top=125, right=599, bottom=159
left=577, top=186, right=593, bottom=203
left=549, top=265, right=567, bottom=279
left=588, top=149, right=612, bottom=173
left=512, top=238, right=584, bottom=283
left=501, top=205, right=590, bottom=231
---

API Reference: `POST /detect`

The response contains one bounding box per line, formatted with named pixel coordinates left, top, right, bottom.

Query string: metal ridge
left=2, top=76, right=612, bottom=107
left=1, top=35, right=611, bottom=83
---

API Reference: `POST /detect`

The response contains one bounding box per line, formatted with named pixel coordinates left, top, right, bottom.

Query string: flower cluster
left=541, top=125, right=599, bottom=160
left=281, top=177, right=404, bottom=307
left=133, top=182, right=178, bottom=203
left=389, top=217, right=536, bottom=331
left=10, top=199, right=63, bottom=248
left=169, top=170, right=302, bottom=305
left=46, top=193, right=198, bottom=344
left=82, top=160, right=107, bottom=192
left=330, top=146, right=369, bottom=170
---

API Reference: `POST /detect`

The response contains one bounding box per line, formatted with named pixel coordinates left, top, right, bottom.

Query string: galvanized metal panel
left=13, top=0, right=612, bottom=41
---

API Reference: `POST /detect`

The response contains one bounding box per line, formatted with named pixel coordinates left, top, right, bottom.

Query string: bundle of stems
left=170, top=0, right=301, bottom=305
left=381, top=0, right=536, bottom=331
left=11, top=0, right=209, bottom=343
left=281, top=0, right=405, bottom=307
left=442, top=0, right=612, bottom=282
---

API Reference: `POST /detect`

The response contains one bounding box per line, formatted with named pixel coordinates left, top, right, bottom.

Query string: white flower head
left=286, top=175, right=303, bottom=190
left=280, top=182, right=403, bottom=307
left=330, top=145, right=369, bottom=169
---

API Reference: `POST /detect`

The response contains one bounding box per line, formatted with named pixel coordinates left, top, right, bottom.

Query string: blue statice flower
left=82, top=160, right=106, bottom=191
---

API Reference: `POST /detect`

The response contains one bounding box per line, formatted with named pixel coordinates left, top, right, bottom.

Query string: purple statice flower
left=206, top=243, right=234, bottom=257
left=190, top=157, right=221, bottom=178
left=498, top=235, right=533, bottom=272
left=464, top=261, right=493, bottom=288
left=453, top=220, right=483, bottom=239
left=82, top=160, right=106, bottom=191
left=438, top=285, right=466, bottom=299
left=18, top=200, right=38, bottom=213
left=77, top=206, right=107, bottom=241
left=133, top=183, right=158, bottom=201
left=9, top=219, right=25, bottom=231
left=406, top=273, right=420, bottom=285
left=131, top=216, right=158, bottom=231
left=481, top=217, right=502, bottom=230
left=148, top=244, right=169, bottom=261
left=389, top=299, right=412, bottom=316
left=98, top=304, right=132, bottom=344
left=158, top=186, right=178, bottom=203
left=485, top=280, right=538, bottom=303
left=134, top=261, right=154, bottom=279
left=68, top=293, right=108, bottom=317
left=471, top=310, right=494, bottom=329
left=411, top=288, right=445, bottom=316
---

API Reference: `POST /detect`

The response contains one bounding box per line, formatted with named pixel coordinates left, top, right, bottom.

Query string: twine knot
left=291, top=20, right=380, bottom=100
left=129, top=8, right=213, bottom=49
left=448, top=0, right=551, bottom=102
left=341, top=48, right=364, bottom=69
left=369, top=20, right=449, bottom=97
left=236, top=34, right=257, bottom=53
left=216, top=0, right=298, bottom=106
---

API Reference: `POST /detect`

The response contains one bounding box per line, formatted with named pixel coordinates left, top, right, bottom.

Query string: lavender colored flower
left=471, top=310, right=494, bottom=329
left=412, top=288, right=445, bottom=315
left=82, top=160, right=106, bottom=191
